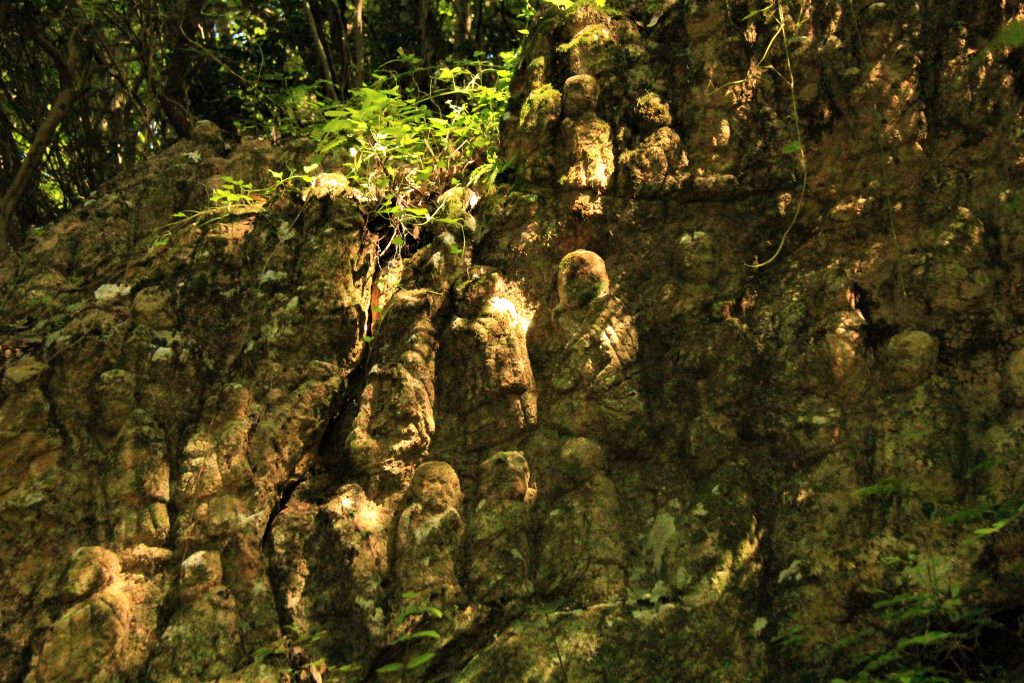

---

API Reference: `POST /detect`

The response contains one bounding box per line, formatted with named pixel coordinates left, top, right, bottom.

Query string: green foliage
left=249, top=626, right=359, bottom=679
left=988, top=20, right=1024, bottom=51
left=376, top=592, right=444, bottom=678
left=311, top=53, right=515, bottom=246
left=973, top=501, right=1024, bottom=537
left=2, top=0, right=534, bottom=249
left=780, top=475, right=1024, bottom=682
left=169, top=46, right=516, bottom=257
left=542, top=0, right=606, bottom=10
left=826, top=574, right=994, bottom=682
left=154, top=170, right=315, bottom=249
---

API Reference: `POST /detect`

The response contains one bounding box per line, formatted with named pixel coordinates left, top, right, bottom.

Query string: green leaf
left=992, top=20, right=1024, bottom=50
left=399, top=604, right=443, bottom=619
left=782, top=140, right=802, bottom=154
left=269, top=169, right=284, bottom=179
left=742, top=6, right=771, bottom=21
left=406, top=652, right=436, bottom=670
left=303, top=162, right=320, bottom=174
left=896, top=631, right=956, bottom=650
left=395, top=630, right=441, bottom=643
left=376, top=662, right=405, bottom=673
left=975, top=519, right=1010, bottom=536
left=363, top=335, right=375, bottom=343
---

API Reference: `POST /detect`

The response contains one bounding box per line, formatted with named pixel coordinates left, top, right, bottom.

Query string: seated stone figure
left=26, top=547, right=134, bottom=682
left=435, top=272, right=537, bottom=459
left=560, top=75, right=614, bottom=192
left=536, top=438, right=626, bottom=604
left=551, top=250, right=643, bottom=447
left=618, top=92, right=688, bottom=195
left=465, top=451, right=536, bottom=603
left=347, top=290, right=441, bottom=479
left=392, top=461, right=464, bottom=608
left=147, top=550, right=243, bottom=682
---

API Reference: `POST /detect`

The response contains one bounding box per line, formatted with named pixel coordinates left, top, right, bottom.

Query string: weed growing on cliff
left=542, top=0, right=605, bottom=9
left=835, top=577, right=991, bottom=681
left=314, top=54, right=513, bottom=254
left=160, top=54, right=513, bottom=258
left=734, top=1, right=809, bottom=269
left=152, top=169, right=319, bottom=249
left=782, top=478, right=1024, bottom=681
left=250, top=626, right=359, bottom=680
left=376, top=592, right=445, bottom=679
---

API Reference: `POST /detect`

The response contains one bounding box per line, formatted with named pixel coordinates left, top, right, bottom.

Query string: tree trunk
left=302, top=0, right=339, bottom=100
left=158, top=0, right=204, bottom=139
left=0, top=25, right=85, bottom=255
left=353, top=0, right=365, bottom=86
left=324, top=0, right=351, bottom=96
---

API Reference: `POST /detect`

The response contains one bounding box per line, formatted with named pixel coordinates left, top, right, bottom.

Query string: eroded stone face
left=435, top=273, right=537, bottom=457
left=634, top=92, right=672, bottom=131
left=392, top=462, right=464, bottom=608
left=881, top=330, right=938, bottom=391
left=409, top=461, right=462, bottom=513
left=563, top=74, right=600, bottom=117
left=465, top=451, right=536, bottom=603
left=557, top=250, right=610, bottom=310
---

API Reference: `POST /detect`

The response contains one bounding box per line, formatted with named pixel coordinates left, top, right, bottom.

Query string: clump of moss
left=635, top=92, right=672, bottom=130
left=520, top=83, right=563, bottom=132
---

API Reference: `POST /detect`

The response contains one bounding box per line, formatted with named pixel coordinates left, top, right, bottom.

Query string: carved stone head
left=410, top=461, right=462, bottom=513
left=479, top=451, right=532, bottom=501
left=558, top=250, right=610, bottom=310
left=563, top=75, right=600, bottom=117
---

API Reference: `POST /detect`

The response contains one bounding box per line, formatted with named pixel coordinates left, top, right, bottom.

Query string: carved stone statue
left=465, top=451, right=536, bottom=602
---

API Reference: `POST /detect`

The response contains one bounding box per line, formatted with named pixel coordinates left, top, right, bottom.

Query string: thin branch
left=302, top=0, right=339, bottom=99
left=0, top=24, right=87, bottom=256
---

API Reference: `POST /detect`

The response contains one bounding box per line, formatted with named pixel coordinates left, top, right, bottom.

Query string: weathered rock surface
left=4, top=1, right=1024, bottom=681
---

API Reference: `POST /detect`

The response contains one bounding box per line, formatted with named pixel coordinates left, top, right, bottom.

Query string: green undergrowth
left=162, top=50, right=519, bottom=261
left=311, top=53, right=515, bottom=249
left=774, top=476, right=1024, bottom=683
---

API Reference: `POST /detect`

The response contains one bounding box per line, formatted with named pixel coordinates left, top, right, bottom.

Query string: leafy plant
left=782, top=476, right=1024, bottom=681
left=542, top=0, right=606, bottom=10
left=250, top=626, right=358, bottom=681
left=376, top=592, right=445, bottom=679
left=827, top=579, right=995, bottom=682
left=312, top=53, right=515, bottom=253
left=724, top=1, right=809, bottom=269
left=153, top=168, right=320, bottom=250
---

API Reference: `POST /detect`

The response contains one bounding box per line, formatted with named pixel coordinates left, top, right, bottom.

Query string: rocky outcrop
left=4, top=1, right=1024, bottom=681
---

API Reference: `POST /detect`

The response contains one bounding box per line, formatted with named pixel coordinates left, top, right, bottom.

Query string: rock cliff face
left=3, top=1, right=1024, bottom=680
